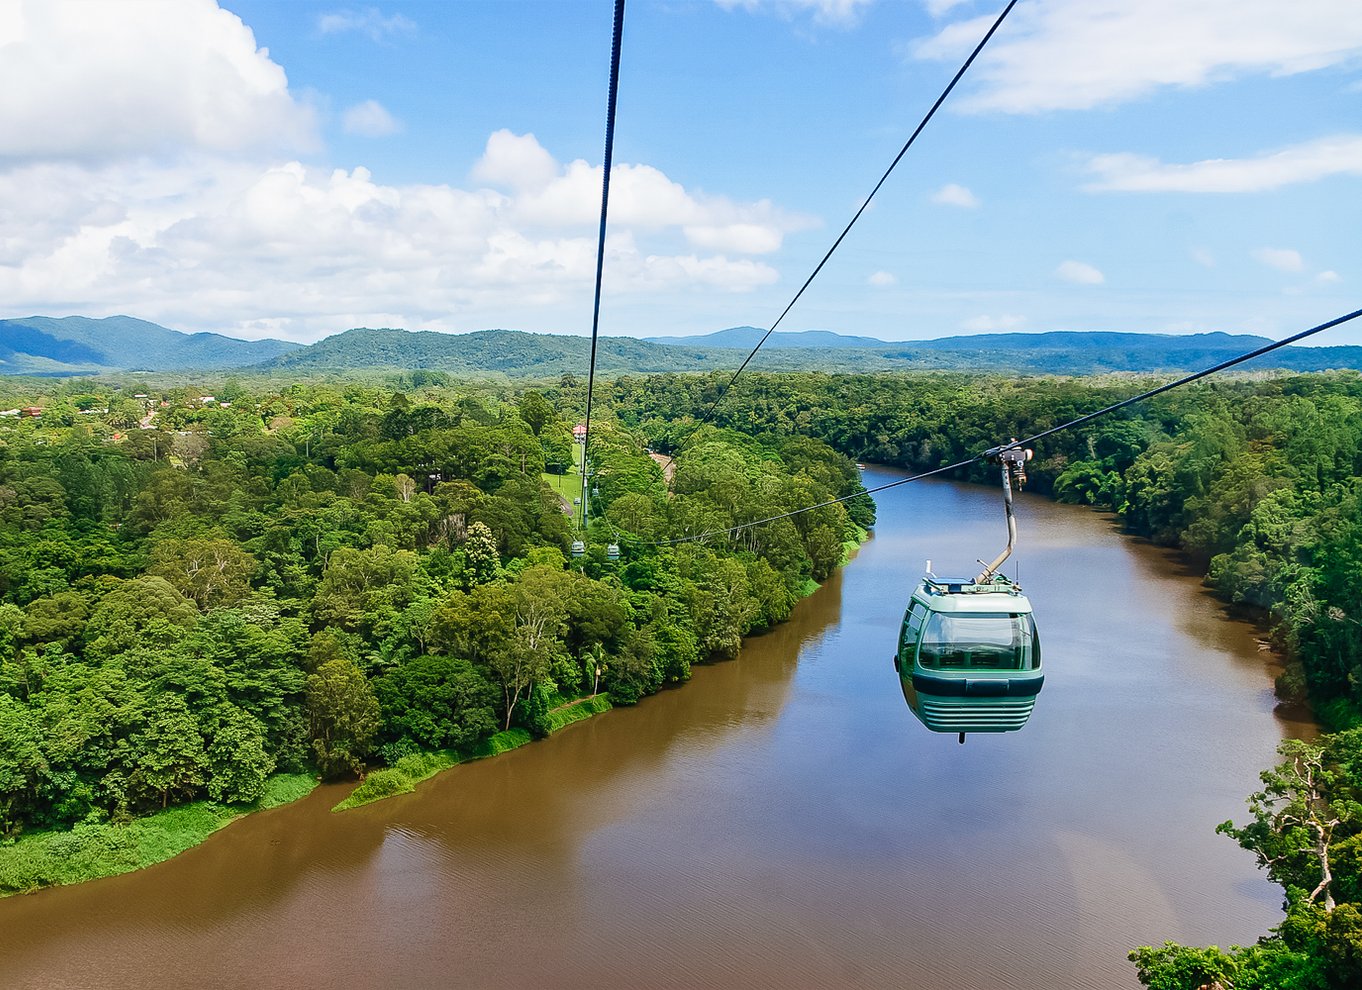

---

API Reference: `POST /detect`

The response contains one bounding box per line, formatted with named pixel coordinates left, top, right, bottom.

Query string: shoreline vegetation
left=331, top=524, right=868, bottom=814
left=0, top=525, right=869, bottom=893
left=0, top=367, right=876, bottom=896
left=0, top=773, right=315, bottom=896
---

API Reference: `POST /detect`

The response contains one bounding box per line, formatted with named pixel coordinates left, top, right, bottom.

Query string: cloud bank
left=0, top=3, right=815, bottom=341
left=913, top=0, right=1362, bottom=114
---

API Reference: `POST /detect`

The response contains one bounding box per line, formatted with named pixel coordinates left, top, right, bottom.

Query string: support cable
left=579, top=0, right=627, bottom=532
left=991, top=305, right=1362, bottom=456
left=636, top=305, right=1362, bottom=547
left=659, top=0, right=1020, bottom=474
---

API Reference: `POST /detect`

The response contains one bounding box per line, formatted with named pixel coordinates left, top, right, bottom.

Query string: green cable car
left=895, top=444, right=1043, bottom=742
left=895, top=573, right=1042, bottom=740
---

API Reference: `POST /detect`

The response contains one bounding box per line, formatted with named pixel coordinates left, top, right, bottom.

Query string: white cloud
left=0, top=134, right=797, bottom=341
left=342, top=99, right=402, bottom=137
left=1254, top=247, right=1305, bottom=273
left=317, top=8, right=416, bottom=42
left=924, top=0, right=971, bottom=17
left=1084, top=135, right=1362, bottom=193
left=912, top=1, right=1362, bottom=113
left=961, top=313, right=1026, bottom=332
left=714, top=0, right=873, bottom=28
left=868, top=270, right=898, bottom=287
left=1317, top=270, right=1342, bottom=283
left=1056, top=260, right=1105, bottom=284
left=931, top=182, right=980, bottom=207
left=1191, top=248, right=1216, bottom=268
left=0, top=0, right=316, bottom=160
left=471, top=130, right=561, bottom=191
left=474, top=133, right=814, bottom=254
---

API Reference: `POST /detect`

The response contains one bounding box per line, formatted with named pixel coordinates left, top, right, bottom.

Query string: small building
left=19, top=407, right=42, bottom=418
left=573, top=423, right=587, bottom=442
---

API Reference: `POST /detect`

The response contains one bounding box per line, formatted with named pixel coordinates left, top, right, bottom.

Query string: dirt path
left=649, top=451, right=675, bottom=486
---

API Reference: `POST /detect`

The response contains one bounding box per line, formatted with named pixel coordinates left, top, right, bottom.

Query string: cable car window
left=918, top=612, right=1035, bottom=671
left=901, top=602, right=927, bottom=653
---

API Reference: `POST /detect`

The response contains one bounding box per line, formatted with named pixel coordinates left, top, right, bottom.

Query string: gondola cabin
left=895, top=573, right=1043, bottom=739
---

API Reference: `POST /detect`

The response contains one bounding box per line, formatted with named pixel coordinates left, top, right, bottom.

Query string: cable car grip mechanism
left=974, top=440, right=1033, bottom=584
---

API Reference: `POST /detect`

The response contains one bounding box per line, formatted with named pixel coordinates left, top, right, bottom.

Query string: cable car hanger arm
left=974, top=445, right=1032, bottom=584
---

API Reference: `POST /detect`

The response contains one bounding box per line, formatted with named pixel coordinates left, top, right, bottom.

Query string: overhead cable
left=579, top=0, right=627, bottom=531
left=638, top=305, right=1362, bottom=547
left=660, top=0, right=1020, bottom=474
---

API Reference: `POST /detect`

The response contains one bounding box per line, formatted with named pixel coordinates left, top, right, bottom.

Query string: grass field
left=542, top=440, right=586, bottom=518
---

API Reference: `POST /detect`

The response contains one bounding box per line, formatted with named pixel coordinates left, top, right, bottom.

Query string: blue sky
left=0, top=0, right=1359, bottom=345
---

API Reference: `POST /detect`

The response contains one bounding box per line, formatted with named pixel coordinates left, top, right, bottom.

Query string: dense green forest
left=601, top=370, right=1362, bottom=731
left=2, top=367, right=1361, bottom=983
left=0, top=376, right=869, bottom=861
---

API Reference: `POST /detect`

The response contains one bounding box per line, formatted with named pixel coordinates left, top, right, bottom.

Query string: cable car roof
left=912, top=576, right=1033, bottom=614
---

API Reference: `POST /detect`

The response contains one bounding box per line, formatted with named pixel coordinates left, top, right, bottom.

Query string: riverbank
left=332, top=695, right=618, bottom=812
left=0, top=520, right=872, bottom=890
left=0, top=773, right=316, bottom=897
left=333, top=524, right=871, bottom=813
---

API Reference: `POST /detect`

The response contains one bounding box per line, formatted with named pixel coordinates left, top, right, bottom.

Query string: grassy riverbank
left=333, top=693, right=618, bottom=812
left=0, top=774, right=316, bottom=897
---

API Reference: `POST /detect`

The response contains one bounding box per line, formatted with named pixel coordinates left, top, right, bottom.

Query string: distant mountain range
left=645, top=326, right=890, bottom=349
left=4, top=316, right=1362, bottom=378
left=0, top=316, right=299, bottom=374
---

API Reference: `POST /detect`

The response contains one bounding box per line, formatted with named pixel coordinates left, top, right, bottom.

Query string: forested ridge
left=0, top=375, right=869, bottom=890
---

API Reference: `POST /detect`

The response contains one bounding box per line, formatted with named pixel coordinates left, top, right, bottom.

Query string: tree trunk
left=1309, top=825, right=1336, bottom=910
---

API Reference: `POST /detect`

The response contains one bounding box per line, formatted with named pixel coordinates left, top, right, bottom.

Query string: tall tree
left=306, top=658, right=379, bottom=778
left=132, top=693, right=207, bottom=809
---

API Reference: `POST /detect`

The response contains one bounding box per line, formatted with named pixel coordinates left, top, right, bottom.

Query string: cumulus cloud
left=868, top=270, right=898, bottom=287
left=0, top=0, right=316, bottom=160
left=471, top=130, right=561, bottom=191
left=317, top=8, right=416, bottom=42
left=1056, top=260, right=1105, bottom=284
left=1317, top=270, right=1342, bottom=283
left=0, top=132, right=798, bottom=340
left=0, top=2, right=811, bottom=340
left=1084, top=135, right=1362, bottom=193
left=931, top=182, right=980, bottom=207
left=714, top=0, right=873, bottom=28
left=1254, top=247, right=1306, bottom=273
left=473, top=131, right=814, bottom=254
left=342, top=100, right=402, bottom=137
left=912, top=0, right=1362, bottom=113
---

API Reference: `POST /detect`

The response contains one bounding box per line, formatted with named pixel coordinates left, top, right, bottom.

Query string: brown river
left=0, top=469, right=1307, bottom=989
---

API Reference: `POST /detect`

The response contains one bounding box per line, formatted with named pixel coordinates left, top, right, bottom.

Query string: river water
left=1, top=469, right=1306, bottom=989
